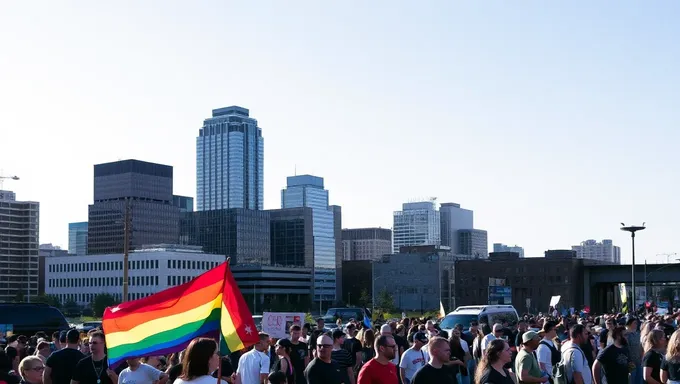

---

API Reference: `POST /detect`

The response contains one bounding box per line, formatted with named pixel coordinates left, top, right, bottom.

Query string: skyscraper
left=87, top=160, right=180, bottom=254
left=392, top=200, right=441, bottom=253
left=571, top=239, right=621, bottom=264
left=440, top=203, right=473, bottom=254
left=281, top=175, right=337, bottom=305
left=196, top=106, right=264, bottom=211
left=493, top=243, right=524, bottom=258
left=0, top=190, right=39, bottom=302
left=68, top=222, right=88, bottom=256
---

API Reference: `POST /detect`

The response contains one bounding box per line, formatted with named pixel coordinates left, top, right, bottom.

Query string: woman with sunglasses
left=19, top=356, right=44, bottom=384
left=272, top=339, right=294, bottom=384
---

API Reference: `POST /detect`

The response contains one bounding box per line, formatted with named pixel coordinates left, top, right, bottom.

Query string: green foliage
left=34, top=293, right=61, bottom=308
left=358, top=289, right=372, bottom=308
left=91, top=293, right=119, bottom=317
left=13, top=291, right=24, bottom=303
left=376, top=289, right=396, bottom=314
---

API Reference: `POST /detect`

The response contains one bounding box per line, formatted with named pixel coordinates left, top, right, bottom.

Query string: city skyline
left=2, top=2, right=678, bottom=263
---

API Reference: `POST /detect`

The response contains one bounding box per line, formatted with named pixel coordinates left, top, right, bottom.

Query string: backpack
left=552, top=346, right=582, bottom=384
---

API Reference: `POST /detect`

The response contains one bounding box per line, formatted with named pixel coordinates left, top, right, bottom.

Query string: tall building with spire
left=196, top=106, right=264, bottom=211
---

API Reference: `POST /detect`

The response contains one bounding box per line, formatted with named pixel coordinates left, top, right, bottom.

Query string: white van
left=439, top=305, right=519, bottom=333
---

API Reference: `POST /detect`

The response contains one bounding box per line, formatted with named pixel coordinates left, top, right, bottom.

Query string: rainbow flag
left=103, top=262, right=259, bottom=367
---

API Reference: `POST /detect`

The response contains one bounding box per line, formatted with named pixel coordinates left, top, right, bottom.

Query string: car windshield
left=439, top=314, right=478, bottom=330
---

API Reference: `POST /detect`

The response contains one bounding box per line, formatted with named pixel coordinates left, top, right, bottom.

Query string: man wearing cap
left=399, top=332, right=429, bottom=384
left=515, top=331, right=549, bottom=384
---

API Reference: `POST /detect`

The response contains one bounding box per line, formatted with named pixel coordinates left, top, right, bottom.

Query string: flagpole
left=216, top=256, right=231, bottom=384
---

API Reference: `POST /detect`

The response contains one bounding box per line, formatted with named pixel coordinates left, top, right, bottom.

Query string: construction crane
left=0, top=174, right=19, bottom=189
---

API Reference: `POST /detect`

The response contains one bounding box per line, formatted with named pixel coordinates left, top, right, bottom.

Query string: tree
left=376, top=289, right=396, bottom=314
left=358, top=289, right=372, bottom=308
left=34, top=293, right=61, bottom=308
left=13, top=290, right=24, bottom=303
left=92, top=294, right=118, bottom=317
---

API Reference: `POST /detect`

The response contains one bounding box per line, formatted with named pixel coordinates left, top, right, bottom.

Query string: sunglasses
left=31, top=367, right=45, bottom=372
left=317, top=344, right=333, bottom=349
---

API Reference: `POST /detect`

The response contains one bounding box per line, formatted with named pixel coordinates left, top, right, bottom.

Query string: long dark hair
left=474, top=339, right=506, bottom=383
left=180, top=338, right=217, bottom=380
left=449, top=331, right=464, bottom=359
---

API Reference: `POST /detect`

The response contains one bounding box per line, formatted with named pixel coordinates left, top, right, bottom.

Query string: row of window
left=49, top=259, right=222, bottom=273
left=49, top=275, right=160, bottom=288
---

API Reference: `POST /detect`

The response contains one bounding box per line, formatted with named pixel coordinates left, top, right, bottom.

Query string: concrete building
left=330, top=205, right=343, bottom=304
left=342, top=228, right=392, bottom=261
left=196, top=106, right=264, bottom=211
left=459, top=229, right=488, bottom=258
left=68, top=222, right=88, bottom=256
left=572, top=239, right=621, bottom=264
left=493, top=243, right=524, bottom=258
left=39, top=244, right=68, bottom=258
left=180, top=208, right=271, bottom=265
left=234, top=264, right=313, bottom=314
left=440, top=203, right=473, bottom=254
left=0, top=190, right=39, bottom=302
left=87, top=160, right=180, bottom=255
left=173, top=196, right=194, bottom=213
left=281, top=175, right=337, bottom=306
left=393, top=200, right=441, bottom=253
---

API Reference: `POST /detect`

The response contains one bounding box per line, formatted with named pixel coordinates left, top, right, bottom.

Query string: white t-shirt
left=561, top=341, right=592, bottom=384
left=460, top=339, right=470, bottom=354
left=399, top=347, right=429, bottom=381
left=537, top=338, right=556, bottom=376
left=174, top=375, right=228, bottom=384
left=119, top=363, right=162, bottom=384
left=481, top=333, right=497, bottom=352
left=236, top=349, right=270, bottom=384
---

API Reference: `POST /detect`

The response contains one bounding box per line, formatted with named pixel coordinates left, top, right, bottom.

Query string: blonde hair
left=643, top=329, right=665, bottom=354
left=667, top=329, right=680, bottom=362
left=19, top=356, right=43, bottom=380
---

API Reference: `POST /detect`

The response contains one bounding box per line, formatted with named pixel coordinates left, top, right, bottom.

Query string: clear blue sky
left=1, top=1, right=678, bottom=263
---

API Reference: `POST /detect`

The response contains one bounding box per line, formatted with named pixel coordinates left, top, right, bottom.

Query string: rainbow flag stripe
left=103, top=262, right=259, bottom=367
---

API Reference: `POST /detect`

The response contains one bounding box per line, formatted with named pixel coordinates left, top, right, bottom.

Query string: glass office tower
left=281, top=175, right=336, bottom=304
left=68, top=222, right=88, bottom=256
left=196, top=106, right=264, bottom=211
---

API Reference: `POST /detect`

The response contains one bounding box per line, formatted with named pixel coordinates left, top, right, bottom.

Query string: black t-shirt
left=331, top=349, right=352, bottom=384
left=303, top=358, right=341, bottom=384
left=343, top=338, right=362, bottom=366
left=596, top=344, right=630, bottom=384
left=461, top=331, right=475, bottom=347
left=661, top=358, right=680, bottom=381
left=512, top=330, right=524, bottom=348
left=289, top=342, right=308, bottom=384
left=167, top=364, right=182, bottom=383
left=46, top=348, right=85, bottom=384
left=600, top=329, right=609, bottom=346
left=0, top=371, right=20, bottom=384
left=72, top=356, right=114, bottom=384
left=394, top=335, right=408, bottom=355
left=581, top=338, right=595, bottom=368
left=411, top=364, right=457, bottom=384
left=642, top=350, right=662, bottom=383
left=478, top=366, right=515, bottom=384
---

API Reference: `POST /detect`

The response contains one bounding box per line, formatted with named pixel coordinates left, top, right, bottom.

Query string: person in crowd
left=560, top=324, right=592, bottom=384
left=44, top=330, right=84, bottom=384
left=513, top=321, right=528, bottom=353
left=379, top=325, right=400, bottom=368
left=6, top=347, right=20, bottom=375
left=288, top=325, right=308, bottom=384
left=449, top=328, right=470, bottom=384
left=661, top=329, right=680, bottom=384
left=360, top=329, right=376, bottom=365
left=34, top=343, right=51, bottom=365
left=626, top=317, right=643, bottom=384
left=78, top=341, right=90, bottom=357
left=356, top=333, right=398, bottom=384
left=581, top=321, right=597, bottom=369
left=117, top=357, right=167, bottom=384
left=166, top=351, right=184, bottom=383
left=236, top=333, right=270, bottom=384
left=474, top=339, right=514, bottom=384
left=1, top=349, right=21, bottom=384
left=330, top=330, right=354, bottom=384
left=398, top=332, right=429, bottom=384
left=592, top=325, right=630, bottom=384
left=173, top=338, right=231, bottom=384
left=481, top=324, right=503, bottom=355
left=18, top=356, right=44, bottom=384
left=343, top=324, right=362, bottom=374
left=304, top=335, right=341, bottom=384
left=536, top=321, right=559, bottom=381
left=271, top=339, right=294, bottom=384
left=641, top=329, right=665, bottom=384
left=301, top=325, right=312, bottom=344
left=267, top=371, right=286, bottom=384
left=410, top=337, right=456, bottom=384
left=599, top=318, right=615, bottom=350
left=71, top=331, right=117, bottom=384
left=211, top=357, right=235, bottom=384
left=515, top=331, right=549, bottom=384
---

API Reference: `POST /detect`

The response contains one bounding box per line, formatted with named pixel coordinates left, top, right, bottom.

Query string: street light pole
left=621, top=223, right=646, bottom=313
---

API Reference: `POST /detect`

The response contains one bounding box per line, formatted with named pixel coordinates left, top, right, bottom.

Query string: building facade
left=493, top=243, right=524, bottom=258
left=87, top=160, right=180, bottom=255
left=173, top=195, right=194, bottom=213
left=458, top=229, right=488, bottom=258
left=233, top=264, right=313, bottom=313
left=440, top=203, right=473, bottom=254
left=39, top=244, right=68, bottom=258
left=281, top=175, right=336, bottom=305
left=196, top=106, right=264, bottom=211
left=0, top=190, right=39, bottom=302
left=342, top=228, right=392, bottom=261
left=68, top=222, right=88, bottom=256
left=571, top=239, right=621, bottom=264
left=269, top=208, right=315, bottom=268
left=180, top=209, right=271, bottom=265
left=393, top=200, right=441, bottom=253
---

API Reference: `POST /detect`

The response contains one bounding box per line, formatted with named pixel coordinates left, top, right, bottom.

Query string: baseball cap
left=522, top=331, right=540, bottom=344
left=413, top=332, right=428, bottom=343
left=380, top=324, right=392, bottom=334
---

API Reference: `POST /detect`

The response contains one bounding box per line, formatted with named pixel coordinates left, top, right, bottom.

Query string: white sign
left=549, top=295, right=561, bottom=307
left=262, top=312, right=305, bottom=339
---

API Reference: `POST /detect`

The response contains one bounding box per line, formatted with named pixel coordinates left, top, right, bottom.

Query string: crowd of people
left=1, top=310, right=680, bottom=384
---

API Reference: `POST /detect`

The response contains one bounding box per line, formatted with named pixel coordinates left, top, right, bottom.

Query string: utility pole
left=621, top=223, right=646, bottom=313
left=122, top=198, right=131, bottom=302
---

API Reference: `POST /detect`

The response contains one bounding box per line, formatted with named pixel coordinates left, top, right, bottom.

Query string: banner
left=0, top=324, right=13, bottom=337
left=549, top=295, right=561, bottom=308
left=619, top=283, right=628, bottom=312
left=262, top=312, right=305, bottom=339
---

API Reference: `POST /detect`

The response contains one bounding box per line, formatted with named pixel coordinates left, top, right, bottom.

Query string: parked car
left=439, top=305, right=519, bottom=334
left=76, top=321, right=102, bottom=333
left=322, top=307, right=367, bottom=326
left=0, top=303, right=70, bottom=336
